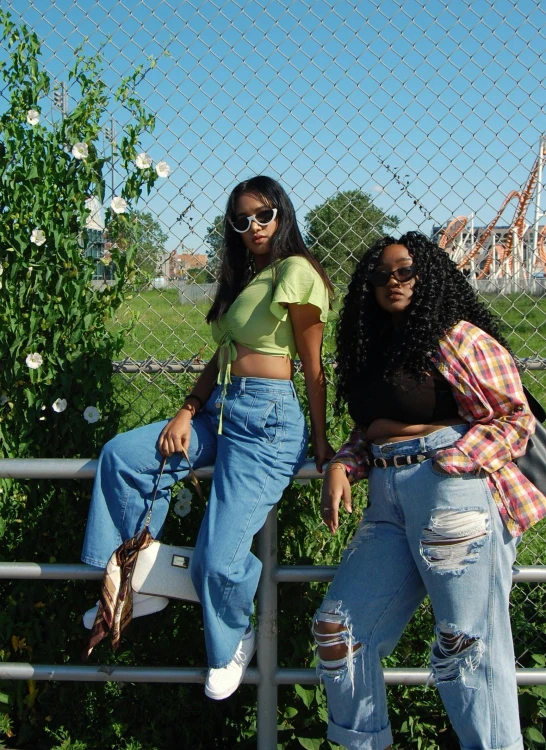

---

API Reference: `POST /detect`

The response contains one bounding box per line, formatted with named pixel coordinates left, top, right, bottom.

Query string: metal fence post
left=256, top=506, right=278, bottom=750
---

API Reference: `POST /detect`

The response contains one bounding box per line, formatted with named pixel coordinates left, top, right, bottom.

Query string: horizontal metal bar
left=113, top=359, right=207, bottom=374
left=112, top=358, right=546, bottom=374
left=0, top=458, right=98, bottom=479
left=0, top=663, right=257, bottom=685
left=276, top=668, right=546, bottom=686
left=0, top=458, right=322, bottom=480
left=0, top=563, right=104, bottom=580
left=1, top=663, right=545, bottom=686
left=275, top=565, right=335, bottom=583
left=1, top=563, right=545, bottom=583
left=512, top=566, right=546, bottom=582
left=274, top=565, right=546, bottom=584
left=277, top=668, right=432, bottom=686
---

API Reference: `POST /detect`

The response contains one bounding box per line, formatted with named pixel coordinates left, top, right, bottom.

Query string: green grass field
left=111, top=289, right=546, bottom=433
left=113, top=288, right=546, bottom=401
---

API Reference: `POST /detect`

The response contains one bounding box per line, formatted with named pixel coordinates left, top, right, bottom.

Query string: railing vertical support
left=256, top=506, right=278, bottom=750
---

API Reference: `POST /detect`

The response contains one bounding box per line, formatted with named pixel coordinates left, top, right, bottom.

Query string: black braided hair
left=335, top=231, right=509, bottom=411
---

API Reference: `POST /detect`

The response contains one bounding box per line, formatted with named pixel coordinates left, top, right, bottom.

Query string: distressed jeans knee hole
left=313, top=605, right=360, bottom=692
left=420, top=508, right=489, bottom=575
left=431, top=621, right=484, bottom=687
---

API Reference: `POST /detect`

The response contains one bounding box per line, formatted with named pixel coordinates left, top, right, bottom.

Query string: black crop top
left=348, top=370, right=460, bottom=428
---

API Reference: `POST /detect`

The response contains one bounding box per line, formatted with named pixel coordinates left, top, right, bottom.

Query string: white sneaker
left=204, top=625, right=256, bottom=700
left=82, top=593, right=169, bottom=629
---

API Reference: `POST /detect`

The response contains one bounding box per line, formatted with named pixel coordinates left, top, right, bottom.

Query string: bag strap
left=144, top=446, right=204, bottom=529
left=181, top=445, right=204, bottom=502
left=524, top=386, right=546, bottom=424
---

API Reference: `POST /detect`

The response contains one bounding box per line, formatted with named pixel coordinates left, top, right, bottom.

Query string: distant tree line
left=204, top=188, right=399, bottom=284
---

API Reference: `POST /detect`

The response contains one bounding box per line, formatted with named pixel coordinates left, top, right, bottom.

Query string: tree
left=115, top=209, right=168, bottom=278
left=204, top=213, right=224, bottom=281
left=304, top=189, right=399, bottom=282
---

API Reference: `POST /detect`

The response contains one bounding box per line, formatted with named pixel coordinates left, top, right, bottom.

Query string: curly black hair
left=335, top=231, right=509, bottom=409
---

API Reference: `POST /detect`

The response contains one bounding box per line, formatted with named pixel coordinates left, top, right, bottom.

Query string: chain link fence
left=7, top=0, right=546, bottom=680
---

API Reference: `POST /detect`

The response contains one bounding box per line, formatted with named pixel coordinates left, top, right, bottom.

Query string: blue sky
left=4, top=0, right=546, bottom=252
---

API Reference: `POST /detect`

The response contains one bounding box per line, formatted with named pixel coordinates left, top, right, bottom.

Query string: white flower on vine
left=135, top=152, right=152, bottom=169
left=30, top=229, right=46, bottom=246
left=155, top=161, right=171, bottom=178
left=26, top=352, right=43, bottom=369
left=83, top=405, right=101, bottom=423
left=110, top=196, right=127, bottom=214
left=26, top=109, right=40, bottom=126
left=52, top=398, right=67, bottom=413
left=0, top=266, right=3, bottom=275
left=174, top=487, right=192, bottom=517
left=72, top=142, right=89, bottom=160
left=0, top=394, right=8, bottom=406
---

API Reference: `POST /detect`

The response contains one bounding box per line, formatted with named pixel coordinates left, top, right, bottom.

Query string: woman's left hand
left=312, top=436, right=336, bottom=473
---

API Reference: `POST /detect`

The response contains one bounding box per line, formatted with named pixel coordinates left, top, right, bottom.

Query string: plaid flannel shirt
left=333, top=321, right=546, bottom=536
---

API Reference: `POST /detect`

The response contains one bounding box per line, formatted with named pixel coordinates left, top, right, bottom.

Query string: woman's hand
left=321, top=464, right=352, bottom=534
left=312, top=435, right=336, bottom=473
left=158, top=407, right=193, bottom=457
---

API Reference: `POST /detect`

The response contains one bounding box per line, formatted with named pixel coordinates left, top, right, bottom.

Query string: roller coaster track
left=441, top=140, right=545, bottom=278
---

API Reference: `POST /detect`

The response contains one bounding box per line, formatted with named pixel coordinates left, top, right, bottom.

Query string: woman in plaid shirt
left=314, top=232, right=546, bottom=750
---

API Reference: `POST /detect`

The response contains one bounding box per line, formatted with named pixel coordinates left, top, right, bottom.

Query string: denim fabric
left=82, top=376, right=308, bottom=668
left=315, top=425, right=523, bottom=750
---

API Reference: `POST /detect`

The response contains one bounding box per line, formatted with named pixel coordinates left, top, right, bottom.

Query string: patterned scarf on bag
left=82, top=451, right=202, bottom=660
left=82, top=526, right=155, bottom=660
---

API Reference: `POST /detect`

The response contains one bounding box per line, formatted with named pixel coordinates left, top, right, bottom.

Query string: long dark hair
left=207, top=176, right=332, bottom=322
left=335, top=231, right=509, bottom=409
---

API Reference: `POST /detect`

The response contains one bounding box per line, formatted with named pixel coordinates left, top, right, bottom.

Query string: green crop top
left=210, top=255, right=330, bottom=430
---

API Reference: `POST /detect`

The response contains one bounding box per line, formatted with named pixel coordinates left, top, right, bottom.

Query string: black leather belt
left=371, top=451, right=437, bottom=469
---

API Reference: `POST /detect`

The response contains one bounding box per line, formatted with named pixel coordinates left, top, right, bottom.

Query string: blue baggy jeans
left=82, top=376, right=308, bottom=668
left=314, top=425, right=523, bottom=750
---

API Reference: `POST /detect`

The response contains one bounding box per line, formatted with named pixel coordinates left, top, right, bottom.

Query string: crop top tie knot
left=210, top=256, right=330, bottom=432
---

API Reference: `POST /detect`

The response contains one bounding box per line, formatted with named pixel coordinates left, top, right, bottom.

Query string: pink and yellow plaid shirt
left=334, top=321, right=546, bottom=536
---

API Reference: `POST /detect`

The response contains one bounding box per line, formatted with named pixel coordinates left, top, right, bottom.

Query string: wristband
left=184, top=393, right=204, bottom=410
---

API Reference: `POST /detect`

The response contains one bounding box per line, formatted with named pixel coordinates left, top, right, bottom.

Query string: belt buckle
left=393, top=455, right=409, bottom=468
left=374, top=457, right=388, bottom=469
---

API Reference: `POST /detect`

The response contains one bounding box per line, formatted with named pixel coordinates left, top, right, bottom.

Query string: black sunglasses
left=368, top=266, right=417, bottom=287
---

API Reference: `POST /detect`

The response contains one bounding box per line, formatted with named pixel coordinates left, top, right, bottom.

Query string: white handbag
left=132, top=448, right=203, bottom=603
left=132, top=539, right=199, bottom=602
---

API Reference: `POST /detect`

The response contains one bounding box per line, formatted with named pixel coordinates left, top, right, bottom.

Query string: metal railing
left=1, top=459, right=546, bottom=749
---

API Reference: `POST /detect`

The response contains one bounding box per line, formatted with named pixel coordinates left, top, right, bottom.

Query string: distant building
left=84, top=196, right=104, bottom=232
left=168, top=249, right=208, bottom=279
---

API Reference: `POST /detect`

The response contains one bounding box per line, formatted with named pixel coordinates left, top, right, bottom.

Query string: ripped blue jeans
left=314, top=425, right=522, bottom=750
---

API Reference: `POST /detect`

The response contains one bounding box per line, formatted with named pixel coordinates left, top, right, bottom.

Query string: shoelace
left=231, top=645, right=248, bottom=667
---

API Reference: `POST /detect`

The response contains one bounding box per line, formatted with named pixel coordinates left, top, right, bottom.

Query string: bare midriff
left=230, top=342, right=292, bottom=380
left=368, top=417, right=466, bottom=445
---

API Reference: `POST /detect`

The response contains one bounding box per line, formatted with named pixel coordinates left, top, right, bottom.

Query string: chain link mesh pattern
left=8, top=0, right=546, bottom=667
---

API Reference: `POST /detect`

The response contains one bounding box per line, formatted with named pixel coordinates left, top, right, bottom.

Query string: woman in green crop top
left=81, top=175, right=334, bottom=701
